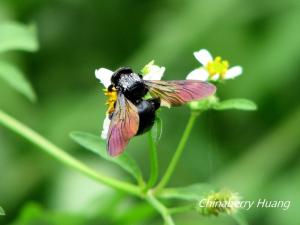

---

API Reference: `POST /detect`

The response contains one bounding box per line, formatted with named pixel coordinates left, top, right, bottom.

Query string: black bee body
left=110, top=67, right=160, bottom=135
left=136, top=98, right=160, bottom=135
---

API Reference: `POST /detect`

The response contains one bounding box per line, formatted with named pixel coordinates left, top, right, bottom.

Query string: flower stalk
left=0, top=110, right=141, bottom=197
left=169, top=204, right=196, bottom=214
left=155, top=111, right=200, bottom=193
left=146, top=190, right=175, bottom=225
left=147, top=131, right=159, bottom=188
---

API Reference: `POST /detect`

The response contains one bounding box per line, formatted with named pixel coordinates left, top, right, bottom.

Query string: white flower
left=95, top=68, right=114, bottom=140
left=95, top=62, right=165, bottom=140
left=101, top=115, right=111, bottom=139
left=141, top=60, right=165, bottom=80
left=186, top=49, right=243, bottom=81
left=95, top=68, right=113, bottom=88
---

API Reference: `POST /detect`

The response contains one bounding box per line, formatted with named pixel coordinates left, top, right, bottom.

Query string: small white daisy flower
left=95, top=68, right=113, bottom=88
left=186, top=49, right=243, bottom=81
left=95, top=62, right=165, bottom=140
left=141, top=60, right=165, bottom=80
left=95, top=68, right=114, bottom=140
left=101, top=115, right=111, bottom=139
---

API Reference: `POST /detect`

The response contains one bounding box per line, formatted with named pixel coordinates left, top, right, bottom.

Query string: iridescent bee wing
left=107, top=92, right=139, bottom=156
left=144, top=80, right=216, bottom=107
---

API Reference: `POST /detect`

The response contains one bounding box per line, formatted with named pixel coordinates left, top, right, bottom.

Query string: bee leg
left=148, top=98, right=161, bottom=110
left=134, top=99, right=142, bottom=105
left=108, top=112, right=114, bottom=120
left=108, top=84, right=114, bottom=91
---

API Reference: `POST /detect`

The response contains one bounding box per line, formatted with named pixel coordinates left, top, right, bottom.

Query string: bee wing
left=144, top=80, right=216, bottom=107
left=107, top=92, right=139, bottom=156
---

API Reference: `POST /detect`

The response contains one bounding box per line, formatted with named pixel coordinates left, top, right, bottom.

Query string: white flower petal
left=95, top=68, right=113, bottom=88
left=186, top=68, right=209, bottom=81
left=211, top=74, right=220, bottom=81
left=224, top=66, right=243, bottom=79
left=193, top=49, right=213, bottom=66
left=101, top=115, right=111, bottom=139
left=143, top=65, right=165, bottom=80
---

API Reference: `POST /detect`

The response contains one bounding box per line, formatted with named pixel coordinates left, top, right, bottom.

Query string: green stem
left=155, top=111, right=199, bottom=193
left=169, top=204, right=195, bottom=214
left=147, top=131, right=158, bottom=188
left=0, top=110, right=141, bottom=197
left=146, top=191, right=175, bottom=225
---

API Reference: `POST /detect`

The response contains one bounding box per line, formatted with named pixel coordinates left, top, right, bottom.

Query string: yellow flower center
left=103, top=88, right=117, bottom=114
left=206, top=56, right=229, bottom=78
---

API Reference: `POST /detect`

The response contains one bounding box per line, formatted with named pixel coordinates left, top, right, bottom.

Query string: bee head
left=111, top=67, right=133, bottom=86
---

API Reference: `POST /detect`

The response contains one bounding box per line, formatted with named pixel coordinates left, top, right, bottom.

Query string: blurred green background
left=1, top=0, right=300, bottom=224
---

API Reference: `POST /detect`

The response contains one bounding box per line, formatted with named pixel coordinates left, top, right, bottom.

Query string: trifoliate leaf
left=70, top=132, right=144, bottom=184
left=0, top=22, right=39, bottom=53
left=213, top=98, right=257, bottom=111
left=0, top=61, right=36, bottom=101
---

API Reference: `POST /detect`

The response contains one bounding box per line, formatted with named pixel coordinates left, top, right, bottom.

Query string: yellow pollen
left=103, top=88, right=117, bottom=114
left=206, top=56, right=229, bottom=78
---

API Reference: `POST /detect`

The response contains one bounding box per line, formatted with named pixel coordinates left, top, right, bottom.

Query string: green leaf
left=213, top=98, right=257, bottom=111
left=0, top=206, right=5, bottom=216
left=0, top=22, right=38, bottom=53
left=0, top=61, right=36, bottom=101
left=151, top=116, right=163, bottom=144
left=10, top=202, right=84, bottom=225
left=159, top=183, right=215, bottom=201
left=70, top=132, right=144, bottom=184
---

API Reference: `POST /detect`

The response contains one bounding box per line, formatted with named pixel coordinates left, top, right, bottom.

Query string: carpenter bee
left=106, top=67, right=216, bottom=156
